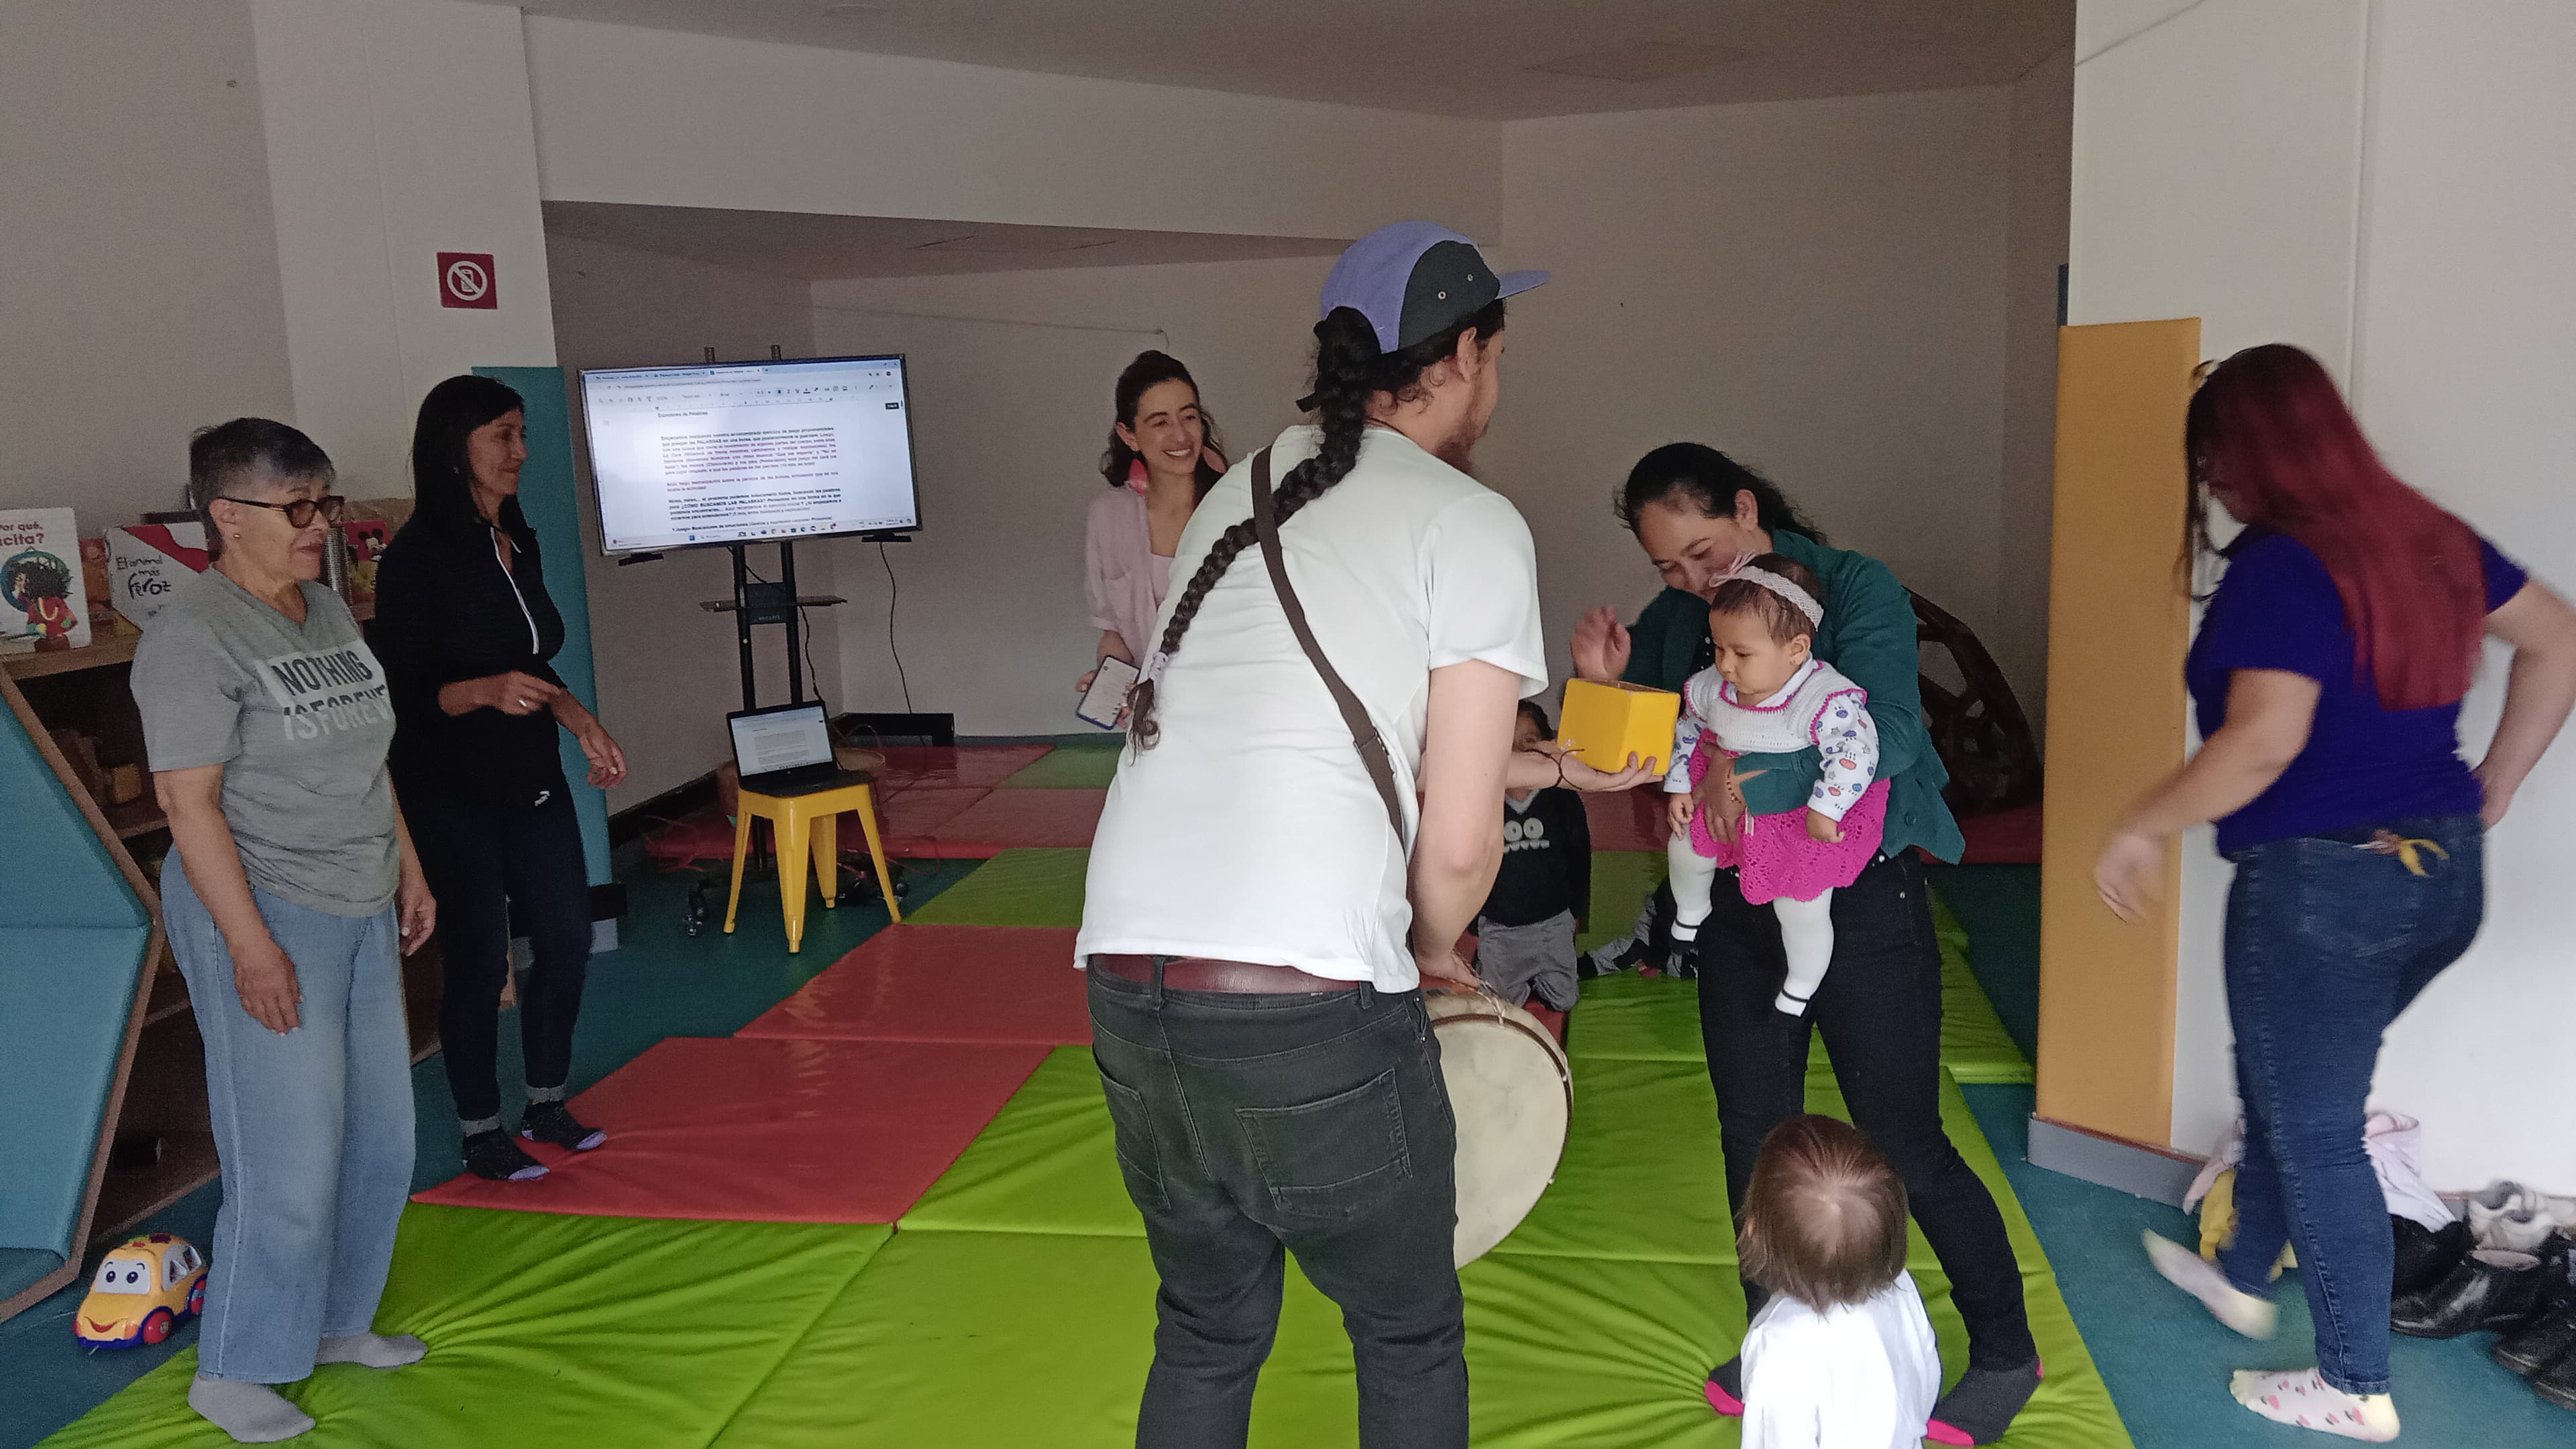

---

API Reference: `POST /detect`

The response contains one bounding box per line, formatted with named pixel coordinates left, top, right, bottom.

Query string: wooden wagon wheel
left=1909, top=590, right=2042, bottom=816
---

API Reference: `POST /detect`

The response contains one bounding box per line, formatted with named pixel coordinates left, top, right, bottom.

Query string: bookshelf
left=3, top=602, right=443, bottom=1259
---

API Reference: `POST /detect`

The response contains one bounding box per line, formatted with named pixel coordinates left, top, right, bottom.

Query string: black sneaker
left=1578, top=934, right=1648, bottom=979
left=464, top=1128, right=548, bottom=1182
left=520, top=1101, right=608, bottom=1152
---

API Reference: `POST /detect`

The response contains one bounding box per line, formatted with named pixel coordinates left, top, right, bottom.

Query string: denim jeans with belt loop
left=2217, top=815, right=2485, bottom=1395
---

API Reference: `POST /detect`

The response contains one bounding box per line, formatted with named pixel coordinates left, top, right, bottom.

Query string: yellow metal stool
left=724, top=780, right=901, bottom=953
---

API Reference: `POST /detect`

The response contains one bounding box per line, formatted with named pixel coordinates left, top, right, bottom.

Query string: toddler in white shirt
left=1729, top=1114, right=1942, bottom=1449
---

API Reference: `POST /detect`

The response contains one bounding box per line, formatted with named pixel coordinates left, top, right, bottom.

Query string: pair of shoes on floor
left=462, top=1102, right=608, bottom=1182
left=2495, top=1295, right=2576, bottom=1413
left=2392, top=1214, right=2472, bottom=1297
left=2467, top=1180, right=2574, bottom=1253
left=2392, top=1244, right=2555, bottom=1338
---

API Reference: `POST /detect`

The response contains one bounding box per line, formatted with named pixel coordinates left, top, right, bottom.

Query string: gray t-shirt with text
left=131, top=570, right=399, bottom=916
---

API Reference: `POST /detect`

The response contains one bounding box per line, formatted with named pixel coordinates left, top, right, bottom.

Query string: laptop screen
left=730, top=704, right=833, bottom=776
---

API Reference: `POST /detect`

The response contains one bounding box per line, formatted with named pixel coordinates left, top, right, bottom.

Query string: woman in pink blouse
left=1079, top=351, right=1228, bottom=701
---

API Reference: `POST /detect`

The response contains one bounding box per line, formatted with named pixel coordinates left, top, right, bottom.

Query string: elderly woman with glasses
left=131, top=418, right=439, bottom=1443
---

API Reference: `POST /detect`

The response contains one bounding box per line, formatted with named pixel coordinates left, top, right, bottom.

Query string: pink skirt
left=1686, top=741, right=1889, bottom=904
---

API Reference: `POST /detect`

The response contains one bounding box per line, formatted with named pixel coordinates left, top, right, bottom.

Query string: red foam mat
left=874, top=745, right=1053, bottom=790
left=902, top=788, right=1107, bottom=859
left=1955, top=801, right=2043, bottom=865
left=1582, top=788, right=1669, bottom=853
left=736, top=924, right=1088, bottom=1044
left=411, top=1036, right=1047, bottom=1223
left=873, top=785, right=992, bottom=855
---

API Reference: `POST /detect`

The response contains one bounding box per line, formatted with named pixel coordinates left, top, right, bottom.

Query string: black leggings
left=409, top=790, right=592, bottom=1126
left=1694, top=851, right=2037, bottom=1369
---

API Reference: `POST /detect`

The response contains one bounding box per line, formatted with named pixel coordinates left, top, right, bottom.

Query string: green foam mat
left=998, top=741, right=1124, bottom=789
left=708, top=1230, right=1365, bottom=1448
left=735, top=1209, right=2122, bottom=1448
left=1578, top=849, right=1668, bottom=953
left=906, top=847, right=1091, bottom=928
left=890, top=1041, right=2121, bottom=1446
left=1562, top=885, right=2032, bottom=1084
left=899, top=1046, right=1136, bottom=1236
left=38, top=1205, right=890, bottom=1449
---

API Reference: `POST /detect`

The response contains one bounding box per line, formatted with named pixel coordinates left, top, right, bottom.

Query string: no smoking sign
left=437, top=252, right=497, bottom=309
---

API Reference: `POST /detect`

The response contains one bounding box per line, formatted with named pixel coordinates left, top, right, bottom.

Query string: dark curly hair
left=1099, top=350, right=1226, bottom=500
left=1125, top=300, right=1507, bottom=749
left=2, top=551, right=74, bottom=610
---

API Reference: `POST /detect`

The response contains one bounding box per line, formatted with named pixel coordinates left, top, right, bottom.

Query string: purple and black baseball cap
left=1320, top=221, right=1548, bottom=355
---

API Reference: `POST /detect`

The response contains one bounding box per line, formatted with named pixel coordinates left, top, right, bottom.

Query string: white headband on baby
left=1718, top=553, right=1823, bottom=626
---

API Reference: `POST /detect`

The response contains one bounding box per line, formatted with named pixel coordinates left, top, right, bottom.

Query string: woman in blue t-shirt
left=2096, top=345, right=2576, bottom=1441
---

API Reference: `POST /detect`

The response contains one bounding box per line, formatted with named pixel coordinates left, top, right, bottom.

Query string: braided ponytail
left=1126, top=299, right=1506, bottom=749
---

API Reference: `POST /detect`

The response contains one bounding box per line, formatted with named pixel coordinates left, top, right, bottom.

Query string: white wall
left=546, top=233, right=833, bottom=806
left=1489, top=89, right=2017, bottom=700
left=2000, top=48, right=2074, bottom=735
left=2351, top=0, right=2576, bottom=1193
left=2074, top=0, right=2576, bottom=1189
left=0, top=0, right=294, bottom=525
left=524, top=16, right=1499, bottom=242
left=251, top=0, right=558, bottom=498
left=810, top=257, right=1328, bottom=737
left=812, top=88, right=2039, bottom=743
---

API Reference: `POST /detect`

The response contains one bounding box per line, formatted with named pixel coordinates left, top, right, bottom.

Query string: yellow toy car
left=75, top=1233, right=206, bottom=1348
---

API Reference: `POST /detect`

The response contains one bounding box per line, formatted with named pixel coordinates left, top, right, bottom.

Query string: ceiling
left=543, top=202, right=1349, bottom=280
left=519, top=0, right=2074, bottom=120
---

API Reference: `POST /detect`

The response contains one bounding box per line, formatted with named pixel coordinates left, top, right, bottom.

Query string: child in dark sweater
left=1474, top=700, right=1591, bottom=1010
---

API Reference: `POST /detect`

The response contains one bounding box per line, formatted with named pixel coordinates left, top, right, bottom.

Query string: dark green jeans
left=1088, top=965, right=1466, bottom=1449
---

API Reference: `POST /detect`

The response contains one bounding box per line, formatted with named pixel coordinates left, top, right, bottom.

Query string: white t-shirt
left=1076, top=423, right=1548, bottom=989
left=1741, top=1272, right=1941, bottom=1449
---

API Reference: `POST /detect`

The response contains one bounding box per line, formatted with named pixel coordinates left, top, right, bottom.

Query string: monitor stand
left=699, top=541, right=846, bottom=714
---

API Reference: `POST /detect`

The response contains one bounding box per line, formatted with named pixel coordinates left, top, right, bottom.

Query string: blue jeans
left=1088, top=967, right=1467, bottom=1449
left=2217, top=816, right=2484, bottom=1395
left=164, top=859, right=416, bottom=1384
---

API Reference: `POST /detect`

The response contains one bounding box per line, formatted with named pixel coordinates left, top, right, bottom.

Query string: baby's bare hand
left=1805, top=809, right=1843, bottom=843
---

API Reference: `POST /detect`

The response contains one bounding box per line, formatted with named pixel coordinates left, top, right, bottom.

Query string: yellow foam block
left=1557, top=679, right=1680, bottom=773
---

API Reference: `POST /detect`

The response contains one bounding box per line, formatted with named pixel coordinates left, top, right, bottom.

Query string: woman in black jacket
left=374, top=375, right=627, bottom=1182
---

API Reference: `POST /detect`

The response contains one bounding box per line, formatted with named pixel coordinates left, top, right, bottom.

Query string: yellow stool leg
left=853, top=784, right=900, bottom=924
left=812, top=810, right=839, bottom=910
left=775, top=800, right=812, bottom=953
left=724, top=806, right=755, bottom=934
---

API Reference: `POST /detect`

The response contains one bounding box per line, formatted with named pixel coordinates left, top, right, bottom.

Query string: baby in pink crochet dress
left=1665, top=553, right=1886, bottom=1014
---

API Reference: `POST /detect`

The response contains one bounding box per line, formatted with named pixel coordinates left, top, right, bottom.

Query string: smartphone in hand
left=1077, top=655, right=1142, bottom=730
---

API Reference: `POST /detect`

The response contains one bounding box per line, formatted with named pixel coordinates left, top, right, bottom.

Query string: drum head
left=1427, top=991, right=1572, bottom=1267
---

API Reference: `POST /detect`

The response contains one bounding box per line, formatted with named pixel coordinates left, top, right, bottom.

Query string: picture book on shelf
left=1, top=508, right=91, bottom=651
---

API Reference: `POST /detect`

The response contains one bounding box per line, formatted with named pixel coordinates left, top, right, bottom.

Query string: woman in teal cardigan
left=1571, top=443, right=2037, bottom=1445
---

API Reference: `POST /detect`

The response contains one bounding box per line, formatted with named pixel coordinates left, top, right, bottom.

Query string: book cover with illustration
left=1, top=508, right=92, bottom=651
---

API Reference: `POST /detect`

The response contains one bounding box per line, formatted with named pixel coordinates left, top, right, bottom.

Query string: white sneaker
left=2145, top=1230, right=2279, bottom=1339
left=2469, top=1181, right=2556, bottom=1253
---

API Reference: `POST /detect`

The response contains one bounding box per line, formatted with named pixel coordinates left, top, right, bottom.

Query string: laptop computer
left=727, top=701, right=871, bottom=798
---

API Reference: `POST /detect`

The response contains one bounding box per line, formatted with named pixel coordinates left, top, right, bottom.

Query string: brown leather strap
left=1092, top=954, right=1362, bottom=994
left=1250, top=447, right=1407, bottom=845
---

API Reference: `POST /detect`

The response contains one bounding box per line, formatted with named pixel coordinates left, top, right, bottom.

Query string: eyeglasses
left=219, top=494, right=347, bottom=529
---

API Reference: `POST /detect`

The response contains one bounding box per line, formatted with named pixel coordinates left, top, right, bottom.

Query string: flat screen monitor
left=579, top=355, right=921, bottom=554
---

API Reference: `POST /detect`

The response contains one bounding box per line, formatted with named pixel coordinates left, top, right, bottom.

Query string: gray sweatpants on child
left=1474, top=910, right=1580, bottom=1011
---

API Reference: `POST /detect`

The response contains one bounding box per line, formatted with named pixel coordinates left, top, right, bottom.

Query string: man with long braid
left=1075, top=222, right=1550, bottom=1448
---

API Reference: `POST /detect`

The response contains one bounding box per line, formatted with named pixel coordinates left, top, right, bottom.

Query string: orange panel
left=2035, top=319, right=2199, bottom=1146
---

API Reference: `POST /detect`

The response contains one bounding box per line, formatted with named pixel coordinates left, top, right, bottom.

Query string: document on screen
left=582, top=356, right=923, bottom=553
